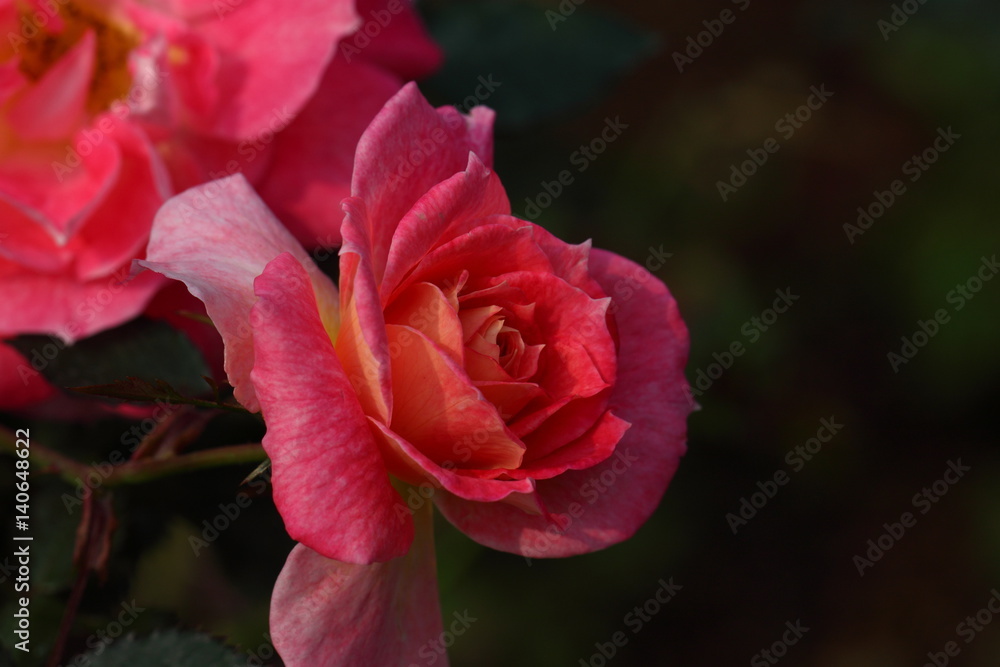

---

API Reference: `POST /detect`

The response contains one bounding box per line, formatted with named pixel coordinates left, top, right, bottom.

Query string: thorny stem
left=0, top=425, right=265, bottom=487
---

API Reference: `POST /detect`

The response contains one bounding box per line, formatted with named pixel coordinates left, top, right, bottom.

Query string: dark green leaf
left=78, top=630, right=247, bottom=667
left=422, top=1, right=658, bottom=130
left=9, top=318, right=210, bottom=397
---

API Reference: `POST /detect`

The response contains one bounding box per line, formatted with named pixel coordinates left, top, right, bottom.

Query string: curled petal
left=435, top=249, right=690, bottom=556
left=137, top=175, right=337, bottom=411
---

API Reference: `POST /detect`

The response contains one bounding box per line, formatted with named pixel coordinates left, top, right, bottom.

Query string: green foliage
left=422, top=1, right=657, bottom=130
left=77, top=630, right=246, bottom=667
left=9, top=319, right=209, bottom=397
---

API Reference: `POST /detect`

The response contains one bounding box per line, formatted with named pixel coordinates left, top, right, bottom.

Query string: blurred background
left=3, top=0, right=999, bottom=665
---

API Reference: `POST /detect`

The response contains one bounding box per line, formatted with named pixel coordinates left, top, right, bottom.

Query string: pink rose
left=139, top=84, right=690, bottom=665
left=0, top=0, right=439, bottom=407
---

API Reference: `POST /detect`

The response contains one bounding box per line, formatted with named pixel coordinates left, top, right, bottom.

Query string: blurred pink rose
left=139, top=84, right=690, bottom=665
left=0, top=0, right=440, bottom=408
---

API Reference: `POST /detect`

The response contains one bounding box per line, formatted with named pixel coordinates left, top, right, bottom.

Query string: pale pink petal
left=351, top=82, right=495, bottom=281
left=435, top=249, right=690, bottom=556
left=136, top=175, right=337, bottom=411
left=252, top=253, right=410, bottom=563
left=270, top=506, right=443, bottom=666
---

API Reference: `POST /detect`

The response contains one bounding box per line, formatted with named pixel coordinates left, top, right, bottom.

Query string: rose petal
left=384, top=282, right=464, bottom=364
left=252, top=253, right=411, bottom=563
left=270, top=504, right=442, bottom=666
left=0, top=264, right=163, bottom=342
left=369, top=419, right=536, bottom=505
left=338, top=196, right=393, bottom=422
left=380, top=153, right=510, bottom=297
left=7, top=30, right=94, bottom=140
left=257, top=57, right=402, bottom=249
left=351, top=82, right=495, bottom=281
left=384, top=323, right=524, bottom=471
left=435, top=249, right=690, bottom=556
left=342, top=0, right=443, bottom=80
left=137, top=174, right=337, bottom=411
left=194, top=0, right=359, bottom=139
left=0, top=342, right=56, bottom=409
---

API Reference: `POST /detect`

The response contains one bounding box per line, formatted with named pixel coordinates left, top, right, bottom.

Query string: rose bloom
left=139, top=84, right=690, bottom=665
left=0, top=0, right=439, bottom=408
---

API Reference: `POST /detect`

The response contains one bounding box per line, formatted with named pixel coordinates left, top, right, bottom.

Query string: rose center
left=17, top=0, right=138, bottom=114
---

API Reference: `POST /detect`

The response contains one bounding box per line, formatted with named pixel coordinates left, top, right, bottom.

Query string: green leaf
left=9, top=318, right=210, bottom=397
left=78, top=630, right=247, bottom=667
left=422, top=1, right=658, bottom=130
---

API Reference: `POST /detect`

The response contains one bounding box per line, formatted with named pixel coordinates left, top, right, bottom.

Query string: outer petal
left=0, top=265, right=164, bottom=342
left=351, top=82, right=495, bottom=281
left=0, top=343, right=56, bottom=409
left=257, top=58, right=401, bottom=249
left=345, top=0, right=443, bottom=80
left=435, top=249, right=690, bottom=557
left=270, top=503, right=443, bottom=667
left=193, top=0, right=359, bottom=139
left=252, top=253, right=411, bottom=563
left=136, top=175, right=337, bottom=411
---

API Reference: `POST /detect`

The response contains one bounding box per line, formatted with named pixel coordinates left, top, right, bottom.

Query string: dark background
left=3, top=0, right=999, bottom=665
